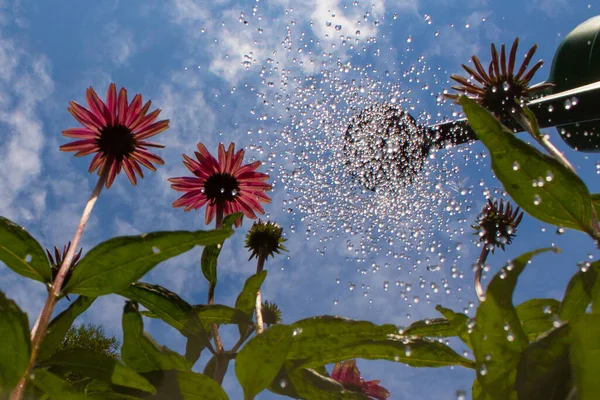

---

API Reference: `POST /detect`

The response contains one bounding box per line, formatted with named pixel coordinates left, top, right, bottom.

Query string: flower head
left=46, top=242, right=83, bottom=298
left=473, top=199, right=523, bottom=252
left=444, top=38, right=554, bottom=123
left=261, top=300, right=282, bottom=326
left=169, top=143, right=272, bottom=227
left=245, top=219, right=287, bottom=261
left=60, top=83, right=169, bottom=188
left=331, top=359, right=390, bottom=400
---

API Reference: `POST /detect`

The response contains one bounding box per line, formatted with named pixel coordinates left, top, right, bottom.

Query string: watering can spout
left=428, top=15, right=600, bottom=153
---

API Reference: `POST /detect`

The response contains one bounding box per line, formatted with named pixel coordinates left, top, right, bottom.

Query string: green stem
left=475, top=246, right=490, bottom=302
left=11, top=167, right=109, bottom=400
left=210, top=201, right=226, bottom=384
left=255, top=251, right=267, bottom=334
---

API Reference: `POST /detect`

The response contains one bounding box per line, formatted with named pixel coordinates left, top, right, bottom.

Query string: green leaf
left=235, top=270, right=268, bottom=336
left=119, top=282, right=209, bottom=344
left=201, top=212, right=242, bottom=286
left=0, top=290, right=30, bottom=391
left=459, top=96, right=595, bottom=235
left=193, top=304, right=252, bottom=330
left=30, top=369, right=88, bottom=400
left=515, top=324, right=572, bottom=400
left=64, top=229, right=233, bottom=296
left=236, top=324, right=294, bottom=399
left=403, top=305, right=471, bottom=348
left=290, top=338, right=474, bottom=370
left=470, top=248, right=555, bottom=400
left=569, top=314, right=600, bottom=400
left=286, top=316, right=398, bottom=360
left=39, top=349, right=156, bottom=394
left=0, top=216, right=51, bottom=283
left=121, top=301, right=191, bottom=374
left=559, top=261, right=600, bottom=320
left=515, top=298, right=560, bottom=341
left=38, top=296, right=96, bottom=362
left=172, top=370, right=229, bottom=400
left=435, top=305, right=472, bottom=349
left=288, top=368, right=368, bottom=399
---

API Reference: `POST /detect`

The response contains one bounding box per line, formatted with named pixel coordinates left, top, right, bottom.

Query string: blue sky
left=0, top=0, right=598, bottom=398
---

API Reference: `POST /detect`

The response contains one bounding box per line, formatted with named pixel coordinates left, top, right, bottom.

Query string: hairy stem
left=254, top=253, right=267, bottom=334
left=474, top=246, right=490, bottom=302
left=210, top=201, right=226, bottom=384
left=11, top=168, right=108, bottom=400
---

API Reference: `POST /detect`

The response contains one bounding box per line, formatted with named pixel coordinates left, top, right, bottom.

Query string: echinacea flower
left=60, top=83, right=169, bottom=188
left=245, top=220, right=287, bottom=261
left=261, top=300, right=282, bottom=326
left=473, top=198, right=524, bottom=252
left=47, top=242, right=83, bottom=299
left=331, top=359, right=390, bottom=400
left=169, top=143, right=271, bottom=227
left=444, top=38, right=554, bottom=123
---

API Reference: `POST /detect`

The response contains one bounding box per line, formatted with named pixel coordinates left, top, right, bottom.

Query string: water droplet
left=545, top=171, right=554, bottom=182
left=405, top=344, right=412, bottom=356
left=548, top=105, right=554, bottom=112
left=479, top=364, right=488, bottom=376
left=543, top=305, right=553, bottom=314
left=556, top=227, right=565, bottom=235
left=533, top=194, right=542, bottom=206
left=406, top=35, right=412, bottom=43
left=512, top=161, right=520, bottom=171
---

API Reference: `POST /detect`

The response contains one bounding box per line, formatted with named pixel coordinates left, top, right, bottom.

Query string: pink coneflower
left=60, top=83, right=169, bottom=188
left=331, top=359, right=390, bottom=400
left=169, top=143, right=271, bottom=227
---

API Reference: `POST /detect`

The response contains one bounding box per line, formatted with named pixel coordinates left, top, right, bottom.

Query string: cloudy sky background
left=0, top=0, right=598, bottom=398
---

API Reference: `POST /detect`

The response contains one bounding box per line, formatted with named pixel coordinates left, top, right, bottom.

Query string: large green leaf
left=38, top=296, right=96, bottom=362
left=193, top=304, right=252, bottom=330
left=0, top=290, right=30, bottom=391
left=64, top=229, right=233, bottom=296
left=569, top=314, right=600, bottom=400
left=30, top=369, right=88, bottom=400
left=201, top=212, right=242, bottom=286
left=515, top=298, right=560, bottom=341
left=121, top=301, right=191, bottom=374
left=470, top=248, right=555, bottom=400
left=119, top=282, right=208, bottom=344
left=286, top=316, right=398, bottom=360
left=559, top=261, right=600, bottom=320
left=236, top=324, right=294, bottom=400
left=515, top=324, right=572, bottom=400
left=289, top=368, right=368, bottom=399
left=169, top=370, right=229, bottom=400
left=39, top=349, right=155, bottom=394
left=290, top=338, right=474, bottom=370
left=403, top=305, right=471, bottom=348
left=459, top=97, right=595, bottom=235
left=0, top=216, right=51, bottom=283
left=234, top=270, right=267, bottom=335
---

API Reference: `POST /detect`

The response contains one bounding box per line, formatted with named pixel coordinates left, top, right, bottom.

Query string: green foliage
left=0, top=290, right=30, bottom=392
left=459, top=96, right=596, bottom=237
left=121, top=301, right=191, bottom=374
left=38, top=296, right=96, bottom=362
left=192, top=304, right=252, bottom=330
left=403, top=305, right=471, bottom=348
left=470, top=248, right=556, bottom=399
left=0, top=216, right=52, bottom=283
left=234, top=270, right=267, bottom=335
left=515, top=324, right=572, bottom=400
left=515, top=298, right=561, bottom=341
left=558, top=261, right=600, bottom=320
left=235, top=324, right=294, bottom=399
left=39, top=348, right=156, bottom=394
left=30, top=369, right=88, bottom=400
left=64, top=229, right=233, bottom=296
left=59, top=324, right=120, bottom=360
left=288, top=368, right=368, bottom=399
left=201, top=212, right=242, bottom=285
left=569, top=314, right=600, bottom=400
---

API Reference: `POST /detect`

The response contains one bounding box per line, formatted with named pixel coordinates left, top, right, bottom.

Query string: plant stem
left=210, top=201, right=226, bottom=384
left=512, top=108, right=576, bottom=174
left=254, top=252, right=267, bottom=335
left=11, top=168, right=108, bottom=400
left=474, top=246, right=490, bottom=302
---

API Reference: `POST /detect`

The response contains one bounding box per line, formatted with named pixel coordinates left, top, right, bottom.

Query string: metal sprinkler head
left=343, top=103, right=431, bottom=191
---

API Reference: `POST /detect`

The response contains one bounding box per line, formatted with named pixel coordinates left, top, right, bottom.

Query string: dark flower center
left=97, top=125, right=137, bottom=161
left=204, top=173, right=240, bottom=203
left=482, top=78, right=526, bottom=124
